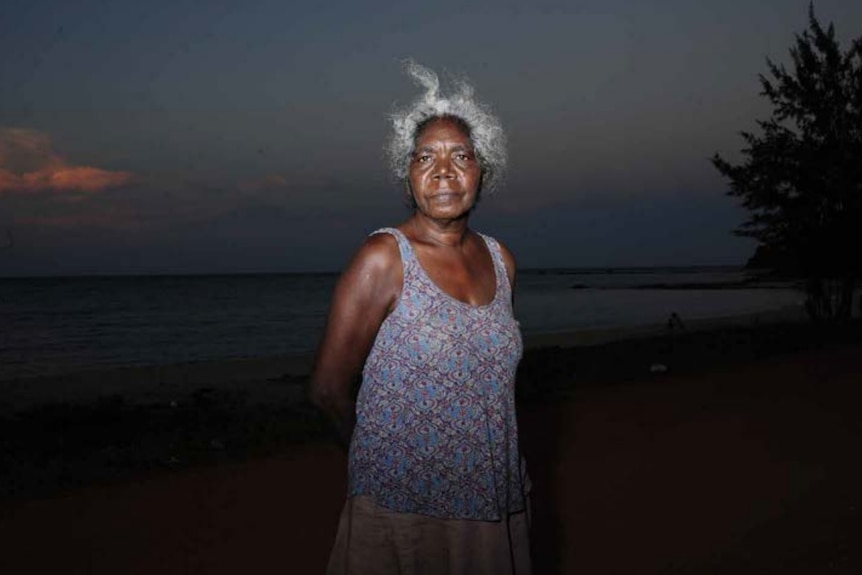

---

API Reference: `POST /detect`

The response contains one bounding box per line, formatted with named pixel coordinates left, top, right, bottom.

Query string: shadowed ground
left=1, top=343, right=861, bottom=574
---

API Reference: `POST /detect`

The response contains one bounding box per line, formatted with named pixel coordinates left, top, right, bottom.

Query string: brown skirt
left=326, top=496, right=532, bottom=575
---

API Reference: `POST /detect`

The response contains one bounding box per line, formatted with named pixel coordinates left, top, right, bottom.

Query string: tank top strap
left=369, top=227, right=417, bottom=276
left=477, top=233, right=512, bottom=298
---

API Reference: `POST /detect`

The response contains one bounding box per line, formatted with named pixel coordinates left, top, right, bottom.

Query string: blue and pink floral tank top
left=348, top=227, right=527, bottom=520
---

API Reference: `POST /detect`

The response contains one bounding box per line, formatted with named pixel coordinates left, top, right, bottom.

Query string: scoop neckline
left=395, top=228, right=500, bottom=310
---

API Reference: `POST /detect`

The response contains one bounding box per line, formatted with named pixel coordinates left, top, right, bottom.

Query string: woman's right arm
left=308, top=233, right=402, bottom=450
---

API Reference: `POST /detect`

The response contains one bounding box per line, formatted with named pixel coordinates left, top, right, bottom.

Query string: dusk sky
left=2, top=0, right=860, bottom=276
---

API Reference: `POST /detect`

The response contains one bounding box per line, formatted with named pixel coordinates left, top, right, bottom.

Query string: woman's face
left=408, top=117, right=481, bottom=222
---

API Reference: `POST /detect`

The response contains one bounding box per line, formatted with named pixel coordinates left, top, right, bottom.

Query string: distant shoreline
left=523, top=305, right=806, bottom=348
left=1, top=306, right=807, bottom=411
left=1, top=267, right=804, bottom=383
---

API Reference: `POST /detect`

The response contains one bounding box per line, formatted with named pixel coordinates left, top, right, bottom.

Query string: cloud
left=0, top=127, right=134, bottom=195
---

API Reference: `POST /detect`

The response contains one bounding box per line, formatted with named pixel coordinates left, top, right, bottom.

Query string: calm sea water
left=0, top=268, right=802, bottom=380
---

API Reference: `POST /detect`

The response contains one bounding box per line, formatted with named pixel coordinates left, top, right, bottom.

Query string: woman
left=310, top=62, right=531, bottom=575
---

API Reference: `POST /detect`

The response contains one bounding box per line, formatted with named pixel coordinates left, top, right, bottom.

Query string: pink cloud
left=0, top=127, right=134, bottom=195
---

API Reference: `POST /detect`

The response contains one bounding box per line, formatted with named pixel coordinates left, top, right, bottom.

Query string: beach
left=1, top=321, right=861, bottom=573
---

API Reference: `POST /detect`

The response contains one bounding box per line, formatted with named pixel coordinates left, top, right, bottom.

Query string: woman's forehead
left=415, top=117, right=473, bottom=146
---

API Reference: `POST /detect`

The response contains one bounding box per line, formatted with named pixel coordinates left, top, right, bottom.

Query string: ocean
left=0, top=267, right=802, bottom=380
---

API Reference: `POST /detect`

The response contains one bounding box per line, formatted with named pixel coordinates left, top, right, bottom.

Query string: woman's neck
left=408, top=212, right=470, bottom=248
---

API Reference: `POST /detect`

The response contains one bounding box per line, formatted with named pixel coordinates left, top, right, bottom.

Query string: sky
left=1, top=0, right=860, bottom=276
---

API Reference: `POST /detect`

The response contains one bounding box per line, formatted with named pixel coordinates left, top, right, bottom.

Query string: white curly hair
left=386, top=60, right=507, bottom=197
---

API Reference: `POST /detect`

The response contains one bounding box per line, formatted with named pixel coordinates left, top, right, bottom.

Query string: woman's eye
left=417, top=154, right=431, bottom=163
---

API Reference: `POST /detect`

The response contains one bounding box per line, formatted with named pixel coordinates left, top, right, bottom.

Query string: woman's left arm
left=498, top=241, right=517, bottom=304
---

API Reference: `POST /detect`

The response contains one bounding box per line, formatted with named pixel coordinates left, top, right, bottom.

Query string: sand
left=1, top=335, right=861, bottom=574
left=0, top=353, right=314, bottom=411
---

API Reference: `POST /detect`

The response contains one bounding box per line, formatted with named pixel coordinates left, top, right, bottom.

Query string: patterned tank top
left=348, top=227, right=526, bottom=520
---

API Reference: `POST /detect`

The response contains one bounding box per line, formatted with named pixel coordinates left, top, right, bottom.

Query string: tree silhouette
left=713, top=4, right=862, bottom=320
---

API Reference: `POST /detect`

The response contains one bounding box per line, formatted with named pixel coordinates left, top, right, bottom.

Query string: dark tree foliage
left=713, top=4, right=862, bottom=320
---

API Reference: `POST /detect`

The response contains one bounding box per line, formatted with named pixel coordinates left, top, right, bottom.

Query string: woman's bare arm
left=498, top=240, right=517, bottom=304
left=308, top=234, right=402, bottom=449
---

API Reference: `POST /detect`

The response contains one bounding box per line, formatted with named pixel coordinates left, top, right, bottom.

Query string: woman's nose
left=433, top=158, right=454, bottom=179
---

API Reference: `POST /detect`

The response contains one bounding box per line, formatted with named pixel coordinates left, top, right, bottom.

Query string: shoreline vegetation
left=2, top=307, right=861, bottom=503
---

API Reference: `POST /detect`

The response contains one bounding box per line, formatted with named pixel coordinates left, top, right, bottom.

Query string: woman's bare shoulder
left=350, top=231, right=401, bottom=274
left=336, top=231, right=403, bottom=304
left=493, top=237, right=517, bottom=284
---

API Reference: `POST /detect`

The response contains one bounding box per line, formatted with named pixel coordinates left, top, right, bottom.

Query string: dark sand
left=2, top=341, right=861, bottom=573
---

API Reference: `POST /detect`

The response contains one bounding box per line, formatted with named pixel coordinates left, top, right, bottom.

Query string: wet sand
left=2, top=341, right=861, bottom=574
